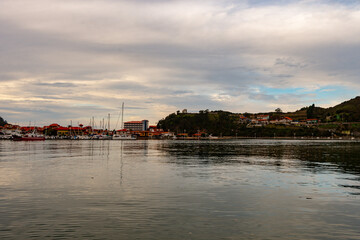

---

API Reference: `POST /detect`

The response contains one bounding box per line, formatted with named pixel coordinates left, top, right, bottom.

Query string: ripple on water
left=0, top=140, right=360, bottom=239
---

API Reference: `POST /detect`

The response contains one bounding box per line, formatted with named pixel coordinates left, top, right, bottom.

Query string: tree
left=307, top=104, right=315, bottom=119
left=0, top=116, right=7, bottom=126
left=275, top=108, right=282, bottom=113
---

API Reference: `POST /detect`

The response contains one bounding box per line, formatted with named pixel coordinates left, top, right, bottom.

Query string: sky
left=1, top=0, right=359, bottom=128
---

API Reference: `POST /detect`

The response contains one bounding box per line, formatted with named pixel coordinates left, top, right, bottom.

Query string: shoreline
left=1, top=136, right=359, bottom=141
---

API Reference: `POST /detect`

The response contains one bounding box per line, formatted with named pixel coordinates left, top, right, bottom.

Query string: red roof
left=124, top=121, right=143, bottom=124
left=55, top=127, right=69, bottom=131
left=20, top=127, right=36, bottom=130
left=69, top=127, right=83, bottom=131
left=116, top=129, right=128, bottom=132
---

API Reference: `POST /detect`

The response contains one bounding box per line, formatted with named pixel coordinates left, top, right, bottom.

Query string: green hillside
left=157, top=96, right=360, bottom=137
left=284, top=105, right=326, bottom=120
left=283, top=97, right=360, bottom=122
left=322, top=96, right=360, bottom=122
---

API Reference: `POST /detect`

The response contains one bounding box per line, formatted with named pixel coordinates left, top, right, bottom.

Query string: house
left=307, top=119, right=318, bottom=124
left=279, top=117, right=292, bottom=125
left=256, top=115, right=270, bottom=121
left=239, top=115, right=250, bottom=123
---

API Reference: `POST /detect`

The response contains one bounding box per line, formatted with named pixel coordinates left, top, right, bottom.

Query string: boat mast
left=108, top=113, right=110, bottom=132
left=121, top=102, right=124, bottom=129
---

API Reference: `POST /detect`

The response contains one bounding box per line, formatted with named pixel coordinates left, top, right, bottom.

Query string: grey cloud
left=272, top=74, right=294, bottom=78
left=172, top=90, right=193, bottom=95
left=249, top=93, right=277, bottom=101
left=34, top=95, right=66, bottom=100
left=1, top=0, right=360, bottom=125
left=164, top=94, right=226, bottom=111
left=34, top=82, right=77, bottom=87
left=275, top=58, right=308, bottom=69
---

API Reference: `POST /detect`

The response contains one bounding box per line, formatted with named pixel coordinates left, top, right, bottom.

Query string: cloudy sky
left=1, top=0, right=359, bottom=127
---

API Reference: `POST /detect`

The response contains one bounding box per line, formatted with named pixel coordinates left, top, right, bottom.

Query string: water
left=1, top=139, right=360, bottom=239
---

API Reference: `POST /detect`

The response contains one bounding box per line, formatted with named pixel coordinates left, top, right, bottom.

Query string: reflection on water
left=158, top=140, right=360, bottom=173
left=0, top=140, right=360, bottom=239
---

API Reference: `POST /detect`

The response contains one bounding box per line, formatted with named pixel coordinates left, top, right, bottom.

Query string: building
left=256, top=115, right=270, bottom=121
left=278, top=117, right=293, bottom=125
left=124, top=120, right=149, bottom=131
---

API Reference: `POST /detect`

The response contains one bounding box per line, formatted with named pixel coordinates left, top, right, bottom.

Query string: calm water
left=1, top=139, right=360, bottom=239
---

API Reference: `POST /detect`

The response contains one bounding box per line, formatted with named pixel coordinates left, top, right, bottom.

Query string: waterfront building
left=124, top=120, right=149, bottom=131
left=55, top=126, right=70, bottom=136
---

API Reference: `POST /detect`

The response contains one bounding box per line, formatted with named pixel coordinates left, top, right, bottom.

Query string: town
left=0, top=120, right=176, bottom=140
left=1, top=96, right=360, bottom=140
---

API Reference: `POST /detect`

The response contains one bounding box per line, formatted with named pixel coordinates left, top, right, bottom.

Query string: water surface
left=0, top=140, right=360, bottom=239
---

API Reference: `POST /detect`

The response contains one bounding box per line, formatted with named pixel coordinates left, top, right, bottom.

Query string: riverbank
left=1, top=136, right=359, bottom=141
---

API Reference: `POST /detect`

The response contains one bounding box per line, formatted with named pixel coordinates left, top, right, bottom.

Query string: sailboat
left=112, top=131, right=136, bottom=140
left=112, top=103, right=136, bottom=140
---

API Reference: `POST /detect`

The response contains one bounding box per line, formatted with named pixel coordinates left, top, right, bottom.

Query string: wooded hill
left=158, top=110, right=239, bottom=136
left=157, top=96, right=360, bottom=137
left=283, top=96, right=360, bottom=122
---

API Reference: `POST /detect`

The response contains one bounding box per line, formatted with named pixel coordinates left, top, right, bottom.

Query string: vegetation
left=322, top=96, right=360, bottom=122
left=158, top=110, right=239, bottom=136
left=0, top=116, right=7, bottom=126
left=157, top=110, right=332, bottom=137
left=289, top=97, right=360, bottom=122
left=157, top=96, right=360, bottom=137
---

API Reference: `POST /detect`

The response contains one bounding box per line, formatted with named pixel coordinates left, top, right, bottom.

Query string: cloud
left=0, top=0, right=359, bottom=126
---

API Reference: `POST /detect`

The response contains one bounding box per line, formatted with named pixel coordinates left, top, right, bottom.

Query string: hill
left=322, top=96, right=360, bottom=122
left=282, top=96, right=360, bottom=122
left=157, top=96, right=360, bottom=137
left=157, top=110, right=239, bottom=136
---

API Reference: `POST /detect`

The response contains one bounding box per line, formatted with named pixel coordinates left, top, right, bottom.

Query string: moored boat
left=12, top=133, right=45, bottom=141
left=112, top=134, right=137, bottom=140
